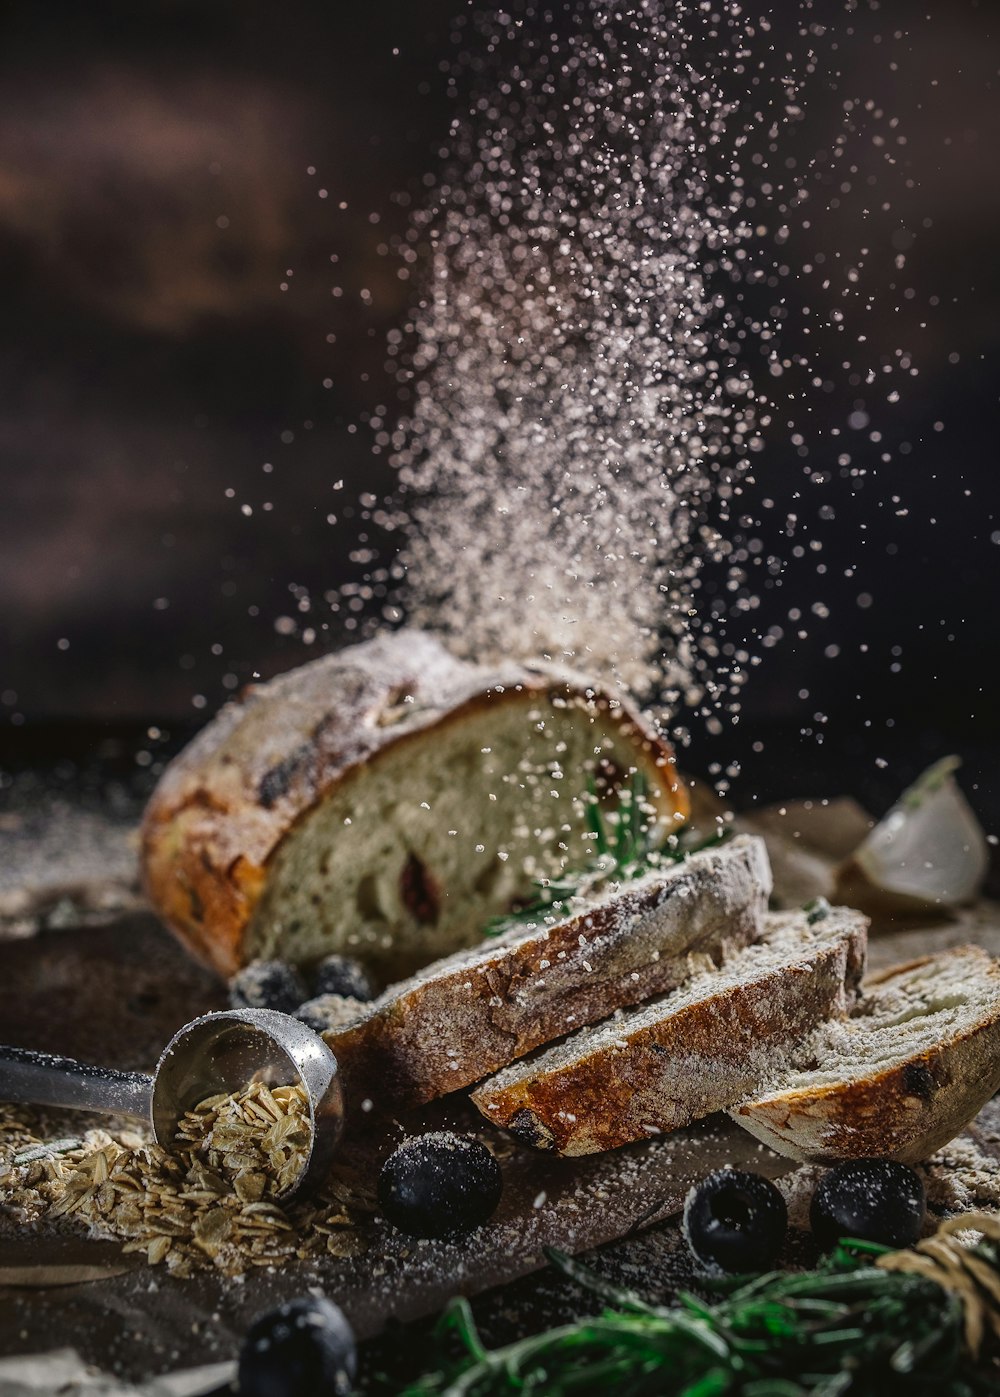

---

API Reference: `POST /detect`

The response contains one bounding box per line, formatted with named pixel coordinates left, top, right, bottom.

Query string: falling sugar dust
left=330, top=2, right=929, bottom=759
left=390, top=1, right=765, bottom=729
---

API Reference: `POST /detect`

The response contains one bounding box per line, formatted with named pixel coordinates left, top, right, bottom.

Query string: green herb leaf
left=397, top=1239, right=998, bottom=1395
left=484, top=773, right=728, bottom=938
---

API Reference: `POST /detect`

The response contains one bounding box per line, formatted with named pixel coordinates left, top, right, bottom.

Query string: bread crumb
left=922, top=1136, right=1000, bottom=1217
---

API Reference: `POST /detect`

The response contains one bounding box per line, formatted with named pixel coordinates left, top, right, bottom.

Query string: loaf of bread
left=324, top=833, right=772, bottom=1107
left=470, top=906, right=869, bottom=1155
left=729, top=944, right=1000, bottom=1164
left=141, top=631, right=688, bottom=980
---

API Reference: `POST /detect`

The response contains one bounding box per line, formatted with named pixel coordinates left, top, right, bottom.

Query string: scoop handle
left=0, top=1044, right=153, bottom=1120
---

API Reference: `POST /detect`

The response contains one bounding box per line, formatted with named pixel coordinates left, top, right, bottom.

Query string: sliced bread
left=323, top=834, right=772, bottom=1107
left=140, top=630, right=687, bottom=981
left=470, top=906, right=868, bottom=1155
left=729, top=944, right=1000, bottom=1164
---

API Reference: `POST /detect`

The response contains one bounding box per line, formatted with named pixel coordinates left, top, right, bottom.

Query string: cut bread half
left=141, top=630, right=687, bottom=981
left=470, top=906, right=868, bottom=1156
left=729, top=944, right=1000, bottom=1164
left=324, top=834, right=772, bottom=1107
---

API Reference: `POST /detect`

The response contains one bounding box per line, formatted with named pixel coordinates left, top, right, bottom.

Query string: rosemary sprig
left=484, top=772, right=726, bottom=937
left=399, top=1238, right=1000, bottom=1395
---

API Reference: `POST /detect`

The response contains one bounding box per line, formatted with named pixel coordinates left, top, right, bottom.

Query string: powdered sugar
left=390, top=2, right=765, bottom=726
left=755, top=947, right=1000, bottom=1091
left=921, top=1137, right=1000, bottom=1218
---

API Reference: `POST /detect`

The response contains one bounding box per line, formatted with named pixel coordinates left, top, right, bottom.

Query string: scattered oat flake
left=0, top=1083, right=375, bottom=1277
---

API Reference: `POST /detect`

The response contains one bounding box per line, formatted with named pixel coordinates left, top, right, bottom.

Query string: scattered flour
left=390, top=2, right=766, bottom=728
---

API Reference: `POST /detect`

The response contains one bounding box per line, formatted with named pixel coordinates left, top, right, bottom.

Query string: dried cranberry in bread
left=140, top=630, right=687, bottom=980
left=729, top=944, right=1000, bottom=1164
left=471, top=906, right=869, bottom=1155
left=324, top=834, right=772, bottom=1108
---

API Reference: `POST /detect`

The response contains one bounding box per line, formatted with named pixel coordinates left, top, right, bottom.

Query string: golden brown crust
left=730, top=1031, right=1000, bottom=1165
left=730, top=947, right=1000, bottom=1164
left=140, top=631, right=686, bottom=977
left=324, top=835, right=771, bottom=1109
left=471, top=909, right=868, bottom=1156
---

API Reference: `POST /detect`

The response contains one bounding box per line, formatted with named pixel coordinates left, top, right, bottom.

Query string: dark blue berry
left=228, top=960, right=307, bottom=1015
left=312, top=955, right=375, bottom=1002
left=237, top=1294, right=355, bottom=1397
left=810, top=1158, right=925, bottom=1250
left=295, top=994, right=364, bottom=1034
left=378, top=1131, right=502, bottom=1239
left=683, top=1168, right=787, bottom=1273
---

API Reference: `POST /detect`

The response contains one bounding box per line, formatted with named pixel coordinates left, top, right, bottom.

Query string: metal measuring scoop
left=0, top=1008, right=344, bottom=1204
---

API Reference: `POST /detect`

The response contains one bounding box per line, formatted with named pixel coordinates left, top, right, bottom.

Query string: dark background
left=1, top=0, right=997, bottom=824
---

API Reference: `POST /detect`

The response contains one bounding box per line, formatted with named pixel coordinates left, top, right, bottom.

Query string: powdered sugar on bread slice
left=729, top=944, right=1000, bottom=1164
left=324, top=834, right=772, bottom=1107
left=470, top=906, right=868, bottom=1155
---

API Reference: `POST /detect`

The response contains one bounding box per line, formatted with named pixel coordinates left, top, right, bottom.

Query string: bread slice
left=323, top=834, right=772, bottom=1107
left=141, top=630, right=687, bottom=981
left=470, top=906, right=868, bottom=1155
left=729, top=945, right=1000, bottom=1164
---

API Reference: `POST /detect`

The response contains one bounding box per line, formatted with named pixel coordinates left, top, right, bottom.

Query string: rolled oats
left=0, top=1082, right=374, bottom=1276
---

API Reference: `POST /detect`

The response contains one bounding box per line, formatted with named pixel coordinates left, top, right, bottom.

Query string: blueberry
left=683, top=1168, right=788, bottom=1273
left=295, top=994, right=365, bottom=1034
left=378, top=1131, right=503, bottom=1239
left=312, top=955, right=376, bottom=1003
left=810, top=1158, right=926, bottom=1251
left=237, top=1294, right=355, bottom=1397
left=228, top=960, right=308, bottom=1015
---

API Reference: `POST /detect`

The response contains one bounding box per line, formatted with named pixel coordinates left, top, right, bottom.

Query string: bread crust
left=730, top=946, right=1000, bottom=1164
left=324, top=834, right=772, bottom=1108
left=140, top=631, right=686, bottom=977
left=471, top=908, right=868, bottom=1156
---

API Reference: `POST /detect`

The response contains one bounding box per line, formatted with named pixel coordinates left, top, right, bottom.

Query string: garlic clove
left=851, top=756, right=989, bottom=909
